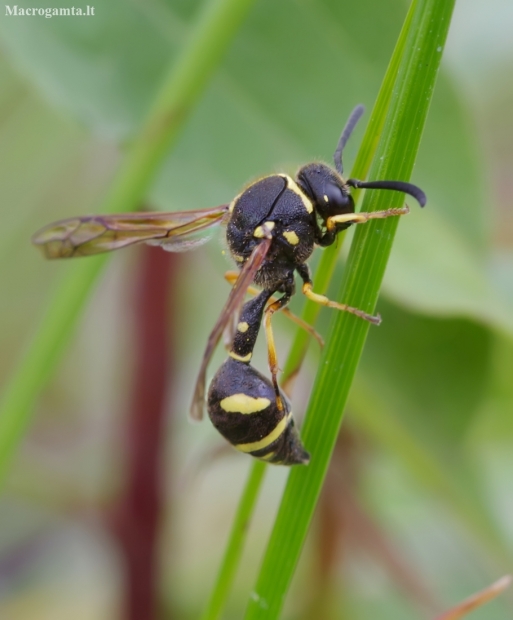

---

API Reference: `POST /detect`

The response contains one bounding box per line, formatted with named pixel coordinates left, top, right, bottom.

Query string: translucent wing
left=32, top=205, right=230, bottom=259
left=190, top=238, right=272, bottom=421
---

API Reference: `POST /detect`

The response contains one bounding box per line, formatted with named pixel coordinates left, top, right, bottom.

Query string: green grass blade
left=202, top=2, right=421, bottom=616
left=201, top=462, right=267, bottom=620
left=0, top=0, right=257, bottom=486
left=245, top=0, right=456, bottom=617
left=281, top=0, right=415, bottom=383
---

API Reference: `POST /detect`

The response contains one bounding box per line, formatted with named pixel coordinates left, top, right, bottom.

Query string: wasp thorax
left=297, top=163, right=355, bottom=224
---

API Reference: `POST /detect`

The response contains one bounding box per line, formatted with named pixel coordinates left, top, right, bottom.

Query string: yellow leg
left=280, top=308, right=324, bottom=347
left=224, top=271, right=323, bottom=347
left=264, top=297, right=289, bottom=411
left=302, top=282, right=381, bottom=325
left=327, top=205, right=409, bottom=231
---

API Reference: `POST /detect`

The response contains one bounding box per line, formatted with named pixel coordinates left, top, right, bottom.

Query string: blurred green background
left=0, top=0, right=512, bottom=618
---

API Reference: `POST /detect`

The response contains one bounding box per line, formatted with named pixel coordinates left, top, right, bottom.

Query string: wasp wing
left=190, top=238, right=272, bottom=421
left=32, top=205, right=230, bottom=259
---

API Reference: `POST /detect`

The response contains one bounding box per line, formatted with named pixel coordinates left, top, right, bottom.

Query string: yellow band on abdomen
left=236, top=413, right=291, bottom=452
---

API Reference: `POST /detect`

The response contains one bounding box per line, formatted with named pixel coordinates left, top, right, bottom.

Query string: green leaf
left=361, top=301, right=492, bottom=444
left=0, top=0, right=177, bottom=137
left=385, top=206, right=513, bottom=334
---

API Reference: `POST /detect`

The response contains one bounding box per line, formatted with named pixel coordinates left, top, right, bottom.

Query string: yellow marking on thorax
left=233, top=254, right=245, bottom=263
left=229, top=351, right=252, bottom=363
left=220, top=394, right=271, bottom=414
left=282, top=175, right=313, bottom=213
left=283, top=230, right=299, bottom=245
left=253, top=221, right=275, bottom=238
left=237, top=321, right=249, bottom=333
left=236, top=413, right=292, bottom=452
left=323, top=194, right=329, bottom=203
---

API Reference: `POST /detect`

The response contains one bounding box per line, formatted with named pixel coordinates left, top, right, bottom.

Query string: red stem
left=116, top=246, right=178, bottom=620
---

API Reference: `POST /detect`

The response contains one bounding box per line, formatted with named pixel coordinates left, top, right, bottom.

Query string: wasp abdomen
left=207, top=358, right=310, bottom=466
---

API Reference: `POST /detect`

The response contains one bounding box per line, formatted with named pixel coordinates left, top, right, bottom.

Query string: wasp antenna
left=347, top=179, right=427, bottom=208
left=333, top=105, right=365, bottom=175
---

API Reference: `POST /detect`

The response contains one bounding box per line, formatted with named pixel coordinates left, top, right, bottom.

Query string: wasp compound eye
left=323, top=181, right=354, bottom=216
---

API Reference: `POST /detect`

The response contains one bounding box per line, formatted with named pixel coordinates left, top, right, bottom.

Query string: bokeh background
left=0, top=0, right=512, bottom=618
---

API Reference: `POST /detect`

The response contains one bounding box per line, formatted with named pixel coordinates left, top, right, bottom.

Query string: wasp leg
left=326, top=206, right=409, bottom=232
left=280, top=308, right=324, bottom=348
left=263, top=291, right=294, bottom=411
left=297, top=263, right=381, bottom=325
left=224, top=271, right=323, bottom=347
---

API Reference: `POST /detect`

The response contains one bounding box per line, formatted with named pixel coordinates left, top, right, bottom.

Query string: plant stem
left=114, top=247, right=177, bottom=620
left=245, top=0, right=456, bottom=617
left=201, top=3, right=420, bottom=617
left=281, top=0, right=415, bottom=385
left=201, top=461, right=267, bottom=620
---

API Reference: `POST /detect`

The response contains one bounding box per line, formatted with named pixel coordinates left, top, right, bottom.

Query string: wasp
left=33, top=106, right=426, bottom=466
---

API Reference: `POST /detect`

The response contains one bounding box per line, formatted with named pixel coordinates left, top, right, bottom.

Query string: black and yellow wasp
left=33, top=106, right=426, bottom=466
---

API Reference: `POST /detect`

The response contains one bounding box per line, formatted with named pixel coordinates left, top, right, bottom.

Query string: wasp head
left=297, top=162, right=355, bottom=227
